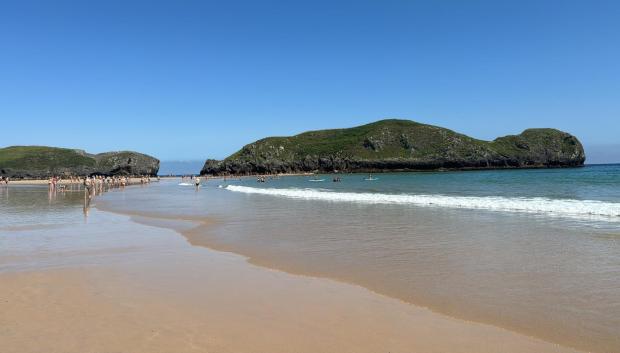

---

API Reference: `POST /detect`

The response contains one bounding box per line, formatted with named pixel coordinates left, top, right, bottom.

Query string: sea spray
left=224, top=185, right=620, bottom=221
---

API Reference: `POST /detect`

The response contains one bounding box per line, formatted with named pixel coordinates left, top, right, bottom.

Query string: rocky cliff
left=201, top=119, right=585, bottom=175
left=0, top=146, right=160, bottom=179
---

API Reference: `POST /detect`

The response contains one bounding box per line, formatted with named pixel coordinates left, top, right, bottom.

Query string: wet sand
left=0, top=208, right=582, bottom=353
left=92, top=179, right=620, bottom=353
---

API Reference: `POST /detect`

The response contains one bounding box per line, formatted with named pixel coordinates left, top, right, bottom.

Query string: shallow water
left=2, top=166, right=620, bottom=352
left=0, top=185, right=180, bottom=272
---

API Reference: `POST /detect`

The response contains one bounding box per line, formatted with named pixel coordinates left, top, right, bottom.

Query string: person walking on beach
left=96, top=176, right=102, bottom=195
left=83, top=176, right=93, bottom=196
left=83, top=185, right=91, bottom=217
left=91, top=177, right=97, bottom=197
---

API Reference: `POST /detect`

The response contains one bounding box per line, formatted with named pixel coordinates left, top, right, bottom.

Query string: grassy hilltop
left=0, top=146, right=159, bottom=178
left=202, top=119, right=585, bottom=175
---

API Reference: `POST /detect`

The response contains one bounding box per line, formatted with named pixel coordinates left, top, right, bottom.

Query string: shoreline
left=199, top=164, right=587, bottom=177
left=12, top=164, right=600, bottom=183
left=0, top=204, right=582, bottom=353
left=2, top=174, right=312, bottom=185
left=94, top=201, right=587, bottom=353
left=3, top=177, right=613, bottom=352
left=4, top=177, right=159, bottom=186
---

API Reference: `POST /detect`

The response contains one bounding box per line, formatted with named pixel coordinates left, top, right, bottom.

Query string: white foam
left=224, top=185, right=620, bottom=221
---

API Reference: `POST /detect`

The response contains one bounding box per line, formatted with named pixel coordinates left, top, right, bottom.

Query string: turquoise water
left=242, top=164, right=620, bottom=201
left=222, top=165, right=620, bottom=223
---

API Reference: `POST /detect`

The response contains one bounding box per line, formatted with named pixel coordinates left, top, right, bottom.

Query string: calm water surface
left=0, top=184, right=178, bottom=272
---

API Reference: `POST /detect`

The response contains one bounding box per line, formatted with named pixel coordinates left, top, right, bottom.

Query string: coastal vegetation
left=0, top=146, right=159, bottom=178
left=201, top=119, right=586, bottom=175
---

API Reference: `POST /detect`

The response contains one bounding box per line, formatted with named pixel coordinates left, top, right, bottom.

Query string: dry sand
left=0, top=211, right=582, bottom=353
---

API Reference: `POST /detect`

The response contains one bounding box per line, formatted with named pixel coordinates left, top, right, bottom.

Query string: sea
left=1, top=164, right=619, bottom=352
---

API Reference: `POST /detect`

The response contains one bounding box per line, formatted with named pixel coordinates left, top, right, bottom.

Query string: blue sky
left=1, top=0, right=619, bottom=162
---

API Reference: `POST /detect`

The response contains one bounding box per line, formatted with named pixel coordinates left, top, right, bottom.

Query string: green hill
left=201, top=119, right=585, bottom=175
left=0, top=146, right=160, bottom=178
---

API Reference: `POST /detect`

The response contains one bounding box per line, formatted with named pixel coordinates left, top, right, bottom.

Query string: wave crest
left=224, top=185, right=620, bottom=221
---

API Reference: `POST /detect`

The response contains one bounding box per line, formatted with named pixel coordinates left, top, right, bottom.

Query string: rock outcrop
left=201, top=119, right=585, bottom=175
left=0, top=146, right=159, bottom=179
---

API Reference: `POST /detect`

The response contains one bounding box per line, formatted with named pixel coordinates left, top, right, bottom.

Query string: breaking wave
left=224, top=185, right=620, bottom=221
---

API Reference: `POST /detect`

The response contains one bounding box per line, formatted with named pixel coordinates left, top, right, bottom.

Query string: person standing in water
left=82, top=176, right=91, bottom=197
left=195, top=176, right=201, bottom=188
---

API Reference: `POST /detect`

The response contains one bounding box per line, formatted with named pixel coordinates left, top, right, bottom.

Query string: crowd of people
left=0, top=174, right=164, bottom=218
left=40, top=174, right=160, bottom=196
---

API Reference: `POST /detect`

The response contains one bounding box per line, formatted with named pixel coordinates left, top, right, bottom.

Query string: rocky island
left=0, top=146, right=159, bottom=179
left=201, top=119, right=585, bottom=175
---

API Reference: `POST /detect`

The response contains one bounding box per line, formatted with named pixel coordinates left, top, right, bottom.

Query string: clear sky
left=1, top=0, right=619, bottom=162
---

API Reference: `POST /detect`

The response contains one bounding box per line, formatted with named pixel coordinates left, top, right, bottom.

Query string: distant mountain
left=0, top=146, right=159, bottom=178
left=201, top=119, right=585, bottom=175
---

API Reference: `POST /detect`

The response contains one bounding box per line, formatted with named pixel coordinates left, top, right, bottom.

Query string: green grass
left=226, top=119, right=493, bottom=162
left=0, top=146, right=96, bottom=170
left=0, top=146, right=160, bottom=177
left=221, top=119, right=583, bottom=167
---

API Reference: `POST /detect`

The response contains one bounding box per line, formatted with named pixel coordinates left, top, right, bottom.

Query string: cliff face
left=0, top=146, right=160, bottom=179
left=94, top=152, right=160, bottom=176
left=201, top=119, right=585, bottom=175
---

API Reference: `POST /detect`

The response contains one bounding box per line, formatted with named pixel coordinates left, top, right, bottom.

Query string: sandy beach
left=5, top=177, right=158, bottom=185
left=0, top=201, right=582, bottom=353
left=3, top=1, right=619, bottom=352
left=4, top=174, right=314, bottom=185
